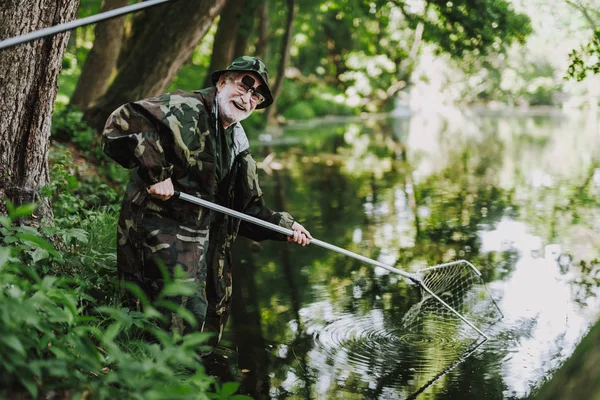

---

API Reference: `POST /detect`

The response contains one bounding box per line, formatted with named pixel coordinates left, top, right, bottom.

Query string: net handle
left=0, top=0, right=176, bottom=51
left=174, top=191, right=489, bottom=339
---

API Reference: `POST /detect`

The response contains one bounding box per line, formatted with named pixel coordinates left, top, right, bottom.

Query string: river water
left=210, top=109, right=600, bottom=399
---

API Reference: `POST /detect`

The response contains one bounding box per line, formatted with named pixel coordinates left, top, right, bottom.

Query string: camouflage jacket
left=102, top=87, right=294, bottom=317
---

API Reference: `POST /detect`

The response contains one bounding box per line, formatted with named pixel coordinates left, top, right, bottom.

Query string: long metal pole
left=0, top=0, right=176, bottom=51
left=175, top=191, right=489, bottom=339
left=176, top=191, right=416, bottom=280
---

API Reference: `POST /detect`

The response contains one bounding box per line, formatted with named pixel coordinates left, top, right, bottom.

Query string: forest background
left=0, top=0, right=599, bottom=398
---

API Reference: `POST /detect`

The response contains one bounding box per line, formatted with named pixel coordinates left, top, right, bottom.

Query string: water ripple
left=304, top=311, right=484, bottom=393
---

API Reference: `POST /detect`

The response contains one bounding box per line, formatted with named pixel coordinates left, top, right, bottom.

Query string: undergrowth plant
left=0, top=200, right=250, bottom=400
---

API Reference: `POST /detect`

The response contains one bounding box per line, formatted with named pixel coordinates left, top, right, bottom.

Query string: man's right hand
left=147, top=178, right=174, bottom=201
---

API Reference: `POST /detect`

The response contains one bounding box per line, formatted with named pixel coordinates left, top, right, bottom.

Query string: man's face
left=216, top=72, right=265, bottom=127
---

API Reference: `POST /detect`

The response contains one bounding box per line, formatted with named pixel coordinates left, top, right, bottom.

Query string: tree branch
left=565, top=0, right=597, bottom=30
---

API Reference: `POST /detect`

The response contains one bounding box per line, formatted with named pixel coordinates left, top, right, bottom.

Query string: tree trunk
left=202, top=0, right=247, bottom=89
left=0, top=0, right=79, bottom=220
left=84, top=0, right=229, bottom=132
left=70, top=0, right=129, bottom=111
left=265, top=0, right=296, bottom=124
left=254, top=0, right=270, bottom=59
left=232, top=0, right=260, bottom=58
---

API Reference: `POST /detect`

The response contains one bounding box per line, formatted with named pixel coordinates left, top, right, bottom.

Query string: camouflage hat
left=211, top=56, right=274, bottom=109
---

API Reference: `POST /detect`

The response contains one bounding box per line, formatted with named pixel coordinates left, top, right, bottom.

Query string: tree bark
left=265, top=0, right=296, bottom=124
left=202, top=0, right=248, bottom=89
left=84, top=0, right=229, bottom=132
left=232, top=0, right=260, bottom=58
left=0, top=0, right=80, bottom=220
left=70, top=0, right=129, bottom=111
left=254, top=0, right=270, bottom=59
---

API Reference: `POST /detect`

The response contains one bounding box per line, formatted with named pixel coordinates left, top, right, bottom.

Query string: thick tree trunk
left=70, top=0, right=129, bottom=111
left=265, top=0, right=296, bottom=124
left=0, top=0, right=79, bottom=220
left=84, top=0, right=228, bottom=131
left=254, top=0, right=270, bottom=59
left=202, top=0, right=247, bottom=88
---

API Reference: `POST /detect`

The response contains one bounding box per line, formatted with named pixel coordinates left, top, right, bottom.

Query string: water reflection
left=216, top=109, right=599, bottom=399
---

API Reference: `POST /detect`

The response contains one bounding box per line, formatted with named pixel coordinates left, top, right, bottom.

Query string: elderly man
left=102, top=56, right=311, bottom=347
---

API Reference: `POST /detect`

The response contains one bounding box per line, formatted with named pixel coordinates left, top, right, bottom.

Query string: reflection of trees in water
left=226, top=113, right=599, bottom=398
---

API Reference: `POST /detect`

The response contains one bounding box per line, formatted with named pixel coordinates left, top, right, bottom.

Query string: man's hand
left=287, top=221, right=312, bottom=246
left=147, top=178, right=174, bottom=201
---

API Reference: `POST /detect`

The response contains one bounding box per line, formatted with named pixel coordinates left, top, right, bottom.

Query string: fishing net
left=401, top=260, right=503, bottom=341
left=393, top=260, right=503, bottom=398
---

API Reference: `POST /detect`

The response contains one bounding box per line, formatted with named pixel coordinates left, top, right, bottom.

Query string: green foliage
left=45, top=145, right=122, bottom=224
left=50, top=106, right=129, bottom=197
left=0, top=204, right=249, bottom=400
left=278, top=80, right=358, bottom=120
left=282, top=0, right=532, bottom=111
left=51, top=106, right=96, bottom=147
left=422, top=0, right=531, bottom=57
left=284, top=101, right=316, bottom=120
left=567, top=30, right=600, bottom=81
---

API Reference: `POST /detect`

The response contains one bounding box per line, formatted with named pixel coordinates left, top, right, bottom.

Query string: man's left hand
left=287, top=222, right=312, bottom=246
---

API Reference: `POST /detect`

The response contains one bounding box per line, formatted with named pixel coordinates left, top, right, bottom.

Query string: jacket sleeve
left=236, top=154, right=295, bottom=242
left=102, top=98, right=175, bottom=185
left=102, top=91, right=208, bottom=185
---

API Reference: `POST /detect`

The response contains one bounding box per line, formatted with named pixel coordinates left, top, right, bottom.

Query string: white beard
left=217, top=92, right=250, bottom=127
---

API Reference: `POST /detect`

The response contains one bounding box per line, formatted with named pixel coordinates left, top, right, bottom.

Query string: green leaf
left=8, top=202, right=37, bottom=219
left=16, top=232, right=60, bottom=257
left=0, top=215, right=11, bottom=228
left=1, top=335, right=26, bottom=357
left=20, top=376, right=38, bottom=399
left=0, top=247, right=10, bottom=269
left=49, top=346, right=68, bottom=359
left=220, top=382, right=240, bottom=397
left=30, top=247, right=50, bottom=263
left=160, top=281, right=196, bottom=297
left=123, top=281, right=151, bottom=308
left=63, top=228, right=89, bottom=244
left=104, top=322, right=123, bottom=342
left=143, top=305, right=165, bottom=321
left=181, top=332, right=213, bottom=348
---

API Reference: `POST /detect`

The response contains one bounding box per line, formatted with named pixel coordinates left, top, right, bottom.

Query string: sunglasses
left=231, top=75, right=265, bottom=105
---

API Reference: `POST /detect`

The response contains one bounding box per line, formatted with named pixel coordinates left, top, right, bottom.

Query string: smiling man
left=102, top=56, right=311, bottom=350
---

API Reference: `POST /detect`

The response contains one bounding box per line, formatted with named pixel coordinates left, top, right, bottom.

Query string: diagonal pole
left=0, top=0, right=177, bottom=51
left=174, top=191, right=489, bottom=339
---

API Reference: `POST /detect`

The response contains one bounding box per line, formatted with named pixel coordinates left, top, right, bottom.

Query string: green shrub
left=282, top=101, right=316, bottom=120
left=0, top=203, right=251, bottom=400
left=50, top=108, right=129, bottom=188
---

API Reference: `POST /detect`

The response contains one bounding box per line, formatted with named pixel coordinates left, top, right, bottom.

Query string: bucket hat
left=211, top=56, right=273, bottom=109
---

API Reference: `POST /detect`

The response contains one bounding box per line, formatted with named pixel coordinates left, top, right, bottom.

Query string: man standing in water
left=102, top=56, right=312, bottom=349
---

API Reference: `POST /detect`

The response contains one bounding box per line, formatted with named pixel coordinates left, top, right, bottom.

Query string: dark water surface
left=210, top=110, right=600, bottom=399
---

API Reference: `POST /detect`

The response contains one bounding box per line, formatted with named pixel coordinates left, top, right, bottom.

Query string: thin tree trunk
left=265, top=0, right=295, bottom=124
left=0, top=0, right=80, bottom=220
left=84, top=0, right=228, bottom=132
left=254, top=0, right=270, bottom=59
left=233, top=0, right=260, bottom=58
left=70, top=0, right=129, bottom=111
left=202, top=0, right=247, bottom=88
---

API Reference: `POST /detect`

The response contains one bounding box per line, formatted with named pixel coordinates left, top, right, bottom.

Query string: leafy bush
left=277, top=80, right=359, bottom=121
left=50, top=108, right=129, bottom=188
left=0, top=201, right=251, bottom=399
left=282, top=101, right=316, bottom=120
